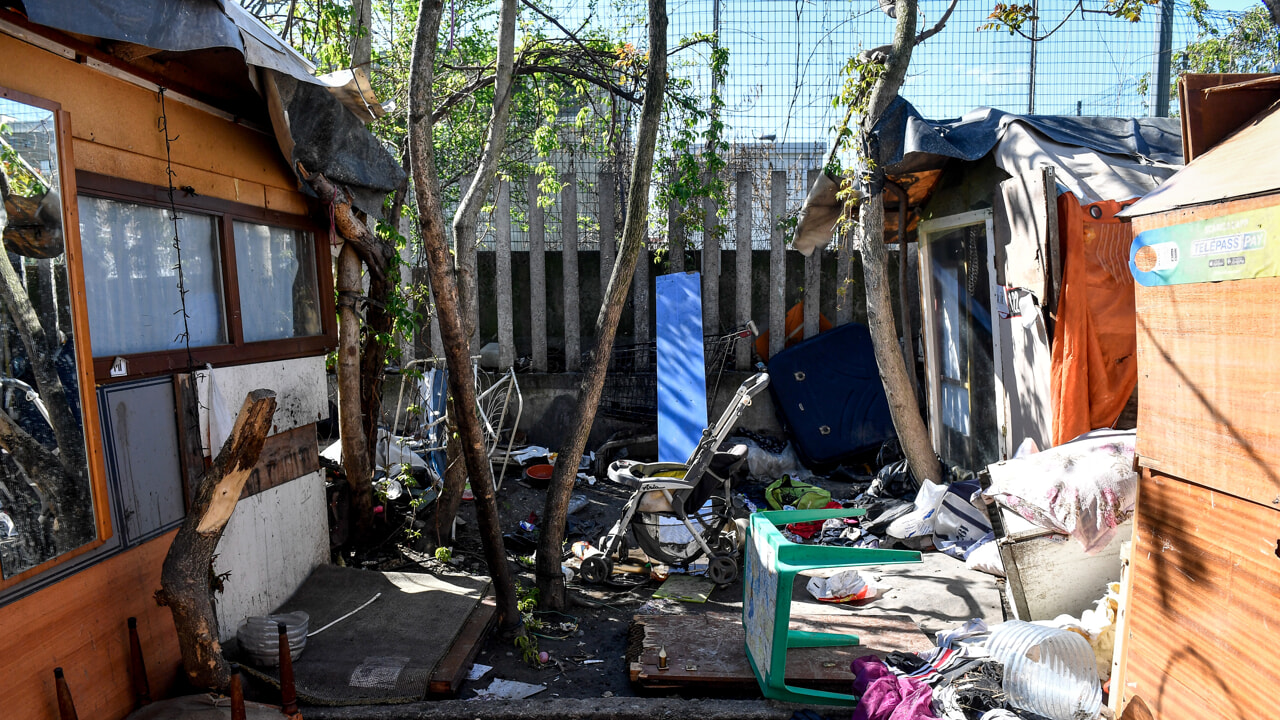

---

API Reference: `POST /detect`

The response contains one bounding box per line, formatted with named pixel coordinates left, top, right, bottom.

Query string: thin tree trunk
left=336, top=244, right=375, bottom=538
left=859, top=0, right=942, bottom=485
left=409, top=0, right=520, bottom=632
left=536, top=0, right=668, bottom=611
left=451, top=0, right=518, bottom=344
left=155, top=390, right=277, bottom=692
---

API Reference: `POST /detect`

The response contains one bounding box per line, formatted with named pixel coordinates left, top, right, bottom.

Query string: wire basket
left=599, top=342, right=657, bottom=422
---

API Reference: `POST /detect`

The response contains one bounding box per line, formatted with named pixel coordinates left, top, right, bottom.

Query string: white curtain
left=233, top=222, right=320, bottom=343
left=77, top=196, right=225, bottom=357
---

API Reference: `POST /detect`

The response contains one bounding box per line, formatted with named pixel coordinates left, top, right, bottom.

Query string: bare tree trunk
left=409, top=0, right=520, bottom=632
left=155, top=390, right=277, bottom=692
left=451, top=0, right=518, bottom=344
left=858, top=0, right=942, bottom=486
left=336, top=244, right=376, bottom=538
left=535, top=0, right=668, bottom=611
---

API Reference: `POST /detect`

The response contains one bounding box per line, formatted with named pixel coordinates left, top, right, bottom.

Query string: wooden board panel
left=428, top=596, right=497, bottom=697
left=1134, top=272, right=1280, bottom=508
left=528, top=175, right=548, bottom=372
left=0, top=532, right=182, bottom=720
left=1120, top=469, right=1280, bottom=720
left=240, top=423, right=321, bottom=499
left=631, top=611, right=931, bottom=692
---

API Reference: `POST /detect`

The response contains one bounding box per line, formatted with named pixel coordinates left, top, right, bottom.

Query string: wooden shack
left=0, top=4, right=401, bottom=718
left=1114, top=74, right=1280, bottom=720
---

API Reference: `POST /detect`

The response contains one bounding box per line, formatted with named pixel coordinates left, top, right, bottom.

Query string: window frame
left=75, top=171, right=337, bottom=382
left=0, top=87, right=114, bottom=594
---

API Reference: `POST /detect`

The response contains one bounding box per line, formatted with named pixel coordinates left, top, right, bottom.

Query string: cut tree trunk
left=155, top=389, right=277, bottom=692
left=409, top=0, right=520, bottom=632
left=535, top=0, right=668, bottom=611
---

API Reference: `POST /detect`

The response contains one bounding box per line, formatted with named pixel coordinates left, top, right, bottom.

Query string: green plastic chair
left=742, top=508, right=923, bottom=705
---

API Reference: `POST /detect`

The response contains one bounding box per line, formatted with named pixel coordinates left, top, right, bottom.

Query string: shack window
left=73, top=173, right=335, bottom=381
left=78, top=197, right=226, bottom=355
left=233, top=222, right=321, bottom=343
left=0, top=87, right=112, bottom=591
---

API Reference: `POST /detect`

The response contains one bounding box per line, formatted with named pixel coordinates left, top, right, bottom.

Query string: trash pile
left=852, top=608, right=1118, bottom=720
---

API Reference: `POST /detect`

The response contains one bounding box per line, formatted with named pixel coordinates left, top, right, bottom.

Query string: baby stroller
left=587, top=372, right=770, bottom=586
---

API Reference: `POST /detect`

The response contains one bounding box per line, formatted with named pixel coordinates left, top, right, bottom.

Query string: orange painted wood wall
left=0, top=531, right=182, bottom=719
left=0, top=25, right=313, bottom=720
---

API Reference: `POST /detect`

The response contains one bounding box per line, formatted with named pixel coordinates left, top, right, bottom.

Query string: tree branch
left=860, top=0, right=958, bottom=64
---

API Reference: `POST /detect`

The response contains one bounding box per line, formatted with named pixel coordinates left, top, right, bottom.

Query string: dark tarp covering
left=872, top=96, right=1183, bottom=176
left=14, top=0, right=405, bottom=209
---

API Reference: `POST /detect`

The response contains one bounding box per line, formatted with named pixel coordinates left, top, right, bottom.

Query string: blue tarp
left=871, top=97, right=1183, bottom=175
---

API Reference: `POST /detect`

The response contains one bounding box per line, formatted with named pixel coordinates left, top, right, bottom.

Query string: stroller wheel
left=707, top=554, right=738, bottom=586
left=710, top=534, right=737, bottom=556
left=580, top=555, right=613, bottom=584
left=599, top=534, right=630, bottom=562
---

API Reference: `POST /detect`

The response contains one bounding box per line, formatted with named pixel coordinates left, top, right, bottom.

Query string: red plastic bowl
left=523, top=463, right=554, bottom=488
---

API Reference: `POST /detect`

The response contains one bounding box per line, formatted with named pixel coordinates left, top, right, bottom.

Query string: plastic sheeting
left=16, top=0, right=405, bottom=211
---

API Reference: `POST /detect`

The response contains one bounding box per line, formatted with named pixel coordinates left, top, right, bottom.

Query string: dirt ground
left=363, top=461, right=1004, bottom=705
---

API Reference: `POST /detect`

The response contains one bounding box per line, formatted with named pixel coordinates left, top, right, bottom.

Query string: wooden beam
left=562, top=167, right=581, bottom=371
left=495, top=180, right=514, bottom=370
left=528, top=175, right=548, bottom=372
left=734, top=170, right=752, bottom=368
left=769, top=170, right=787, bottom=359
left=599, top=169, right=616, bottom=298
left=702, top=174, right=720, bottom=335
left=803, top=168, right=821, bottom=340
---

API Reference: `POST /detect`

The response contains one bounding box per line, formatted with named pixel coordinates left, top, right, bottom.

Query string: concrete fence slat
left=563, top=167, right=581, bottom=371
left=804, top=168, right=821, bottom=340
left=769, top=170, right=787, bottom=359
left=734, top=170, right=752, bottom=369
left=495, top=180, right=514, bottom=370
left=529, top=174, right=548, bottom=372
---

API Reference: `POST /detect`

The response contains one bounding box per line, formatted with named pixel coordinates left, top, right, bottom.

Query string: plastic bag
left=805, top=569, right=883, bottom=602
left=765, top=475, right=832, bottom=510
left=885, top=480, right=948, bottom=539
left=965, top=540, right=1005, bottom=577
left=932, top=481, right=993, bottom=558
left=205, top=368, right=233, bottom=457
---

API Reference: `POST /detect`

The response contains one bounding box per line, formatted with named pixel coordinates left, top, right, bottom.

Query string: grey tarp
left=794, top=97, right=1182, bottom=254
left=14, top=0, right=404, bottom=210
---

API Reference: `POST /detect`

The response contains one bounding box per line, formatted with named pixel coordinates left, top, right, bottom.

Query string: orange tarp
left=755, top=302, right=833, bottom=361
left=1050, top=194, right=1138, bottom=446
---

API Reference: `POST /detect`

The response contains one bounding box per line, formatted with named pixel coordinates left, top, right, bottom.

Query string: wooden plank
left=495, top=180, right=514, bottom=370
left=702, top=177, right=720, bottom=335
left=1120, top=470, right=1280, bottom=720
left=668, top=198, right=686, bottom=272
left=837, top=225, right=853, bottom=325
left=459, top=177, right=479, bottom=353
left=1134, top=274, right=1280, bottom=508
left=528, top=174, right=548, bottom=372
left=803, top=168, right=821, bottom=339
left=599, top=169, right=616, bottom=296
left=631, top=611, right=931, bottom=691
left=428, top=595, right=497, bottom=697
left=634, top=240, right=650, bottom=344
left=562, top=167, right=581, bottom=371
left=174, top=373, right=206, bottom=508
left=735, top=170, right=753, bottom=368
left=239, top=423, right=321, bottom=499
left=769, top=170, right=788, bottom=359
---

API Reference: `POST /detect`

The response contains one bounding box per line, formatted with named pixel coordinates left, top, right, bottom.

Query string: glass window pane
left=0, top=97, right=98, bottom=577
left=926, top=223, right=998, bottom=471
left=233, top=222, right=321, bottom=343
left=77, top=196, right=226, bottom=356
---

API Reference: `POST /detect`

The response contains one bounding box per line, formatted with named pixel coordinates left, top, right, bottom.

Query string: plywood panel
left=631, top=611, right=932, bottom=692
left=0, top=533, right=182, bottom=720
left=213, top=471, right=329, bottom=641
left=1134, top=274, right=1280, bottom=507
left=72, top=141, right=273, bottom=209
left=1121, top=470, right=1280, bottom=720
left=196, top=356, right=328, bottom=453
left=0, top=33, right=297, bottom=191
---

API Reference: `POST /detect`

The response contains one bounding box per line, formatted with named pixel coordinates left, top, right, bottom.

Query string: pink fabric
left=851, top=657, right=938, bottom=720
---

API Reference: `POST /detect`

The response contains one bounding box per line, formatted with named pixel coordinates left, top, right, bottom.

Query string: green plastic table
left=742, top=508, right=923, bottom=705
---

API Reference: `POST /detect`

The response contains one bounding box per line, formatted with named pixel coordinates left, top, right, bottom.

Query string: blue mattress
left=767, top=323, right=896, bottom=467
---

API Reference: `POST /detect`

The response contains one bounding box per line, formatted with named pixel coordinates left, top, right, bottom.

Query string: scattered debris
left=472, top=678, right=547, bottom=700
